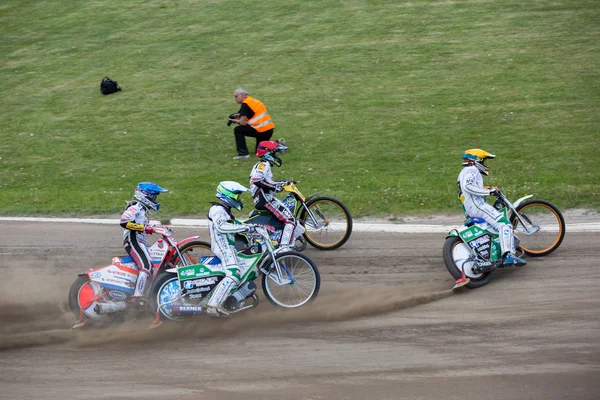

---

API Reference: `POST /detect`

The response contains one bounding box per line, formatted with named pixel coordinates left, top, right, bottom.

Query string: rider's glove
left=488, top=188, right=498, bottom=197
left=144, top=225, right=154, bottom=234
left=245, top=225, right=257, bottom=234
left=275, top=185, right=283, bottom=193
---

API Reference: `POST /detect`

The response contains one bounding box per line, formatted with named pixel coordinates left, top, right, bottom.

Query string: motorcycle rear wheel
left=68, top=275, right=106, bottom=319
left=510, top=200, right=565, bottom=257
left=149, top=273, right=185, bottom=321
left=262, top=251, right=320, bottom=307
left=299, top=197, right=352, bottom=250
left=443, top=236, right=492, bottom=288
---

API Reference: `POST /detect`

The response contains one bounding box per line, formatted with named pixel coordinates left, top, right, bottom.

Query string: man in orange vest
left=228, top=88, right=275, bottom=160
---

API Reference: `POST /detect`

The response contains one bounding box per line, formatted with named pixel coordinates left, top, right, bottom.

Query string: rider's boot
left=453, top=268, right=470, bottom=289
left=130, top=269, right=151, bottom=308
left=281, top=223, right=295, bottom=247
left=498, top=225, right=526, bottom=267
left=503, top=252, right=527, bottom=267
left=205, top=276, right=239, bottom=316
left=293, top=224, right=305, bottom=240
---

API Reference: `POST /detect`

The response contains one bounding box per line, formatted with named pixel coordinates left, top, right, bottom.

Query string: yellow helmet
left=462, top=149, right=496, bottom=175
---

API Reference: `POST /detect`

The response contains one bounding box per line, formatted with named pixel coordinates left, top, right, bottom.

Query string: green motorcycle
left=443, top=190, right=565, bottom=289
left=149, top=226, right=320, bottom=323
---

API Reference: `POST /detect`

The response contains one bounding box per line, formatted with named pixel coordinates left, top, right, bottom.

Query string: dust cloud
left=0, top=266, right=454, bottom=351
left=0, top=261, right=75, bottom=350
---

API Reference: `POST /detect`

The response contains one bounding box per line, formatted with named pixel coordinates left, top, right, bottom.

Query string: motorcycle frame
left=283, top=182, right=325, bottom=232
left=169, top=227, right=289, bottom=281
left=446, top=191, right=535, bottom=263
left=80, top=228, right=200, bottom=288
left=242, top=182, right=324, bottom=244
left=447, top=192, right=533, bottom=239
left=160, top=227, right=294, bottom=316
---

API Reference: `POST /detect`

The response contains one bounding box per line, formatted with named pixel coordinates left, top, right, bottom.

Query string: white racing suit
left=249, top=160, right=303, bottom=247
left=457, top=166, right=516, bottom=258
left=120, top=202, right=153, bottom=299
left=205, top=203, right=250, bottom=314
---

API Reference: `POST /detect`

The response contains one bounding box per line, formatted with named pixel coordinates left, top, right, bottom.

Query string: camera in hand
left=227, top=113, right=237, bottom=126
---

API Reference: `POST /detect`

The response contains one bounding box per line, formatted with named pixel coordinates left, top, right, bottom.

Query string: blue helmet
left=216, top=181, right=249, bottom=211
left=134, top=182, right=168, bottom=212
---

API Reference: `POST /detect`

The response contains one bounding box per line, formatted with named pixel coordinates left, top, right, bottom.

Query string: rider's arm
left=463, top=180, right=492, bottom=196
left=460, top=168, right=493, bottom=197
left=252, top=178, right=279, bottom=192
left=209, top=207, right=248, bottom=234
left=121, top=221, right=145, bottom=231
left=119, top=204, right=149, bottom=231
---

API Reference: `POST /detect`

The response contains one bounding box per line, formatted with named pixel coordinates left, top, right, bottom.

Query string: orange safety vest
left=243, top=96, right=275, bottom=133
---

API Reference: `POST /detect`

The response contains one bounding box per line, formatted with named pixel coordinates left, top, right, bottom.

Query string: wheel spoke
left=263, top=254, right=319, bottom=308
left=513, top=202, right=565, bottom=256
left=303, top=198, right=352, bottom=249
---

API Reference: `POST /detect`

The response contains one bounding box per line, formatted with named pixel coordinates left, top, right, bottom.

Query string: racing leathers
left=120, top=201, right=154, bottom=300
left=205, top=202, right=252, bottom=314
left=249, top=160, right=303, bottom=247
left=457, top=165, right=516, bottom=259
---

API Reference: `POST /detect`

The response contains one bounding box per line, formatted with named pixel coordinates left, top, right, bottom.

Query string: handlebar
left=153, top=225, right=173, bottom=237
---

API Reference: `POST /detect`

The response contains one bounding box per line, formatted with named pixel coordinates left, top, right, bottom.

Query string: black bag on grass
left=100, top=77, right=121, bottom=95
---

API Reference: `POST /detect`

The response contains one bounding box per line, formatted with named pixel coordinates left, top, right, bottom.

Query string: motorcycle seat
left=248, top=209, right=271, bottom=218
left=464, top=217, right=486, bottom=227
left=112, top=256, right=134, bottom=264
left=200, top=255, right=222, bottom=266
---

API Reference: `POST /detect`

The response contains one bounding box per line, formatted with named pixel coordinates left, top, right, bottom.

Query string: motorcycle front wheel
left=510, top=200, right=565, bottom=257
left=262, top=251, right=320, bottom=307
left=442, top=236, right=492, bottom=288
left=299, top=197, right=353, bottom=250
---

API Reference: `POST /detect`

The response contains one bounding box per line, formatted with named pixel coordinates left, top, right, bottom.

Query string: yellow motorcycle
left=241, top=182, right=353, bottom=251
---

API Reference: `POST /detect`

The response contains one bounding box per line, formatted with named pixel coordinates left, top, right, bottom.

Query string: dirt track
left=0, top=221, right=598, bottom=400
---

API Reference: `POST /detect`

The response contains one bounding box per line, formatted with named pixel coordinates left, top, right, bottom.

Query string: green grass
left=1, top=0, right=599, bottom=220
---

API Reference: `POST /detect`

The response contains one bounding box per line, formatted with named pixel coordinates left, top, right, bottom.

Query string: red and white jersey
left=250, top=161, right=275, bottom=197
left=120, top=202, right=149, bottom=244
left=249, top=161, right=284, bottom=198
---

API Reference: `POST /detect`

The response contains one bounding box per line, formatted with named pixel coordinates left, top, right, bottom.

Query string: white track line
left=1, top=217, right=599, bottom=233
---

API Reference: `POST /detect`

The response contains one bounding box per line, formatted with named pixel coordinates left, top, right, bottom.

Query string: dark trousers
left=234, top=126, right=274, bottom=156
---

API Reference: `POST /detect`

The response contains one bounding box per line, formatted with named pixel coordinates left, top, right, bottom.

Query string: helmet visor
left=218, top=184, right=241, bottom=201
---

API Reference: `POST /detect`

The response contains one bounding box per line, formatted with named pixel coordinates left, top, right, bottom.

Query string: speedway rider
left=120, top=182, right=168, bottom=306
left=458, top=149, right=526, bottom=267
left=249, top=140, right=303, bottom=249
left=204, top=181, right=257, bottom=315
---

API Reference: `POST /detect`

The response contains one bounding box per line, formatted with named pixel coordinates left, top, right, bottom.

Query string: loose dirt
left=0, top=222, right=598, bottom=399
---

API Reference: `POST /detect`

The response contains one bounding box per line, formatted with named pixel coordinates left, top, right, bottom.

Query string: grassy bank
left=1, top=0, right=598, bottom=219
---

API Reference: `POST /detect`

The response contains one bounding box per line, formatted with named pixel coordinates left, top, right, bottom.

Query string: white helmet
left=216, top=181, right=249, bottom=211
